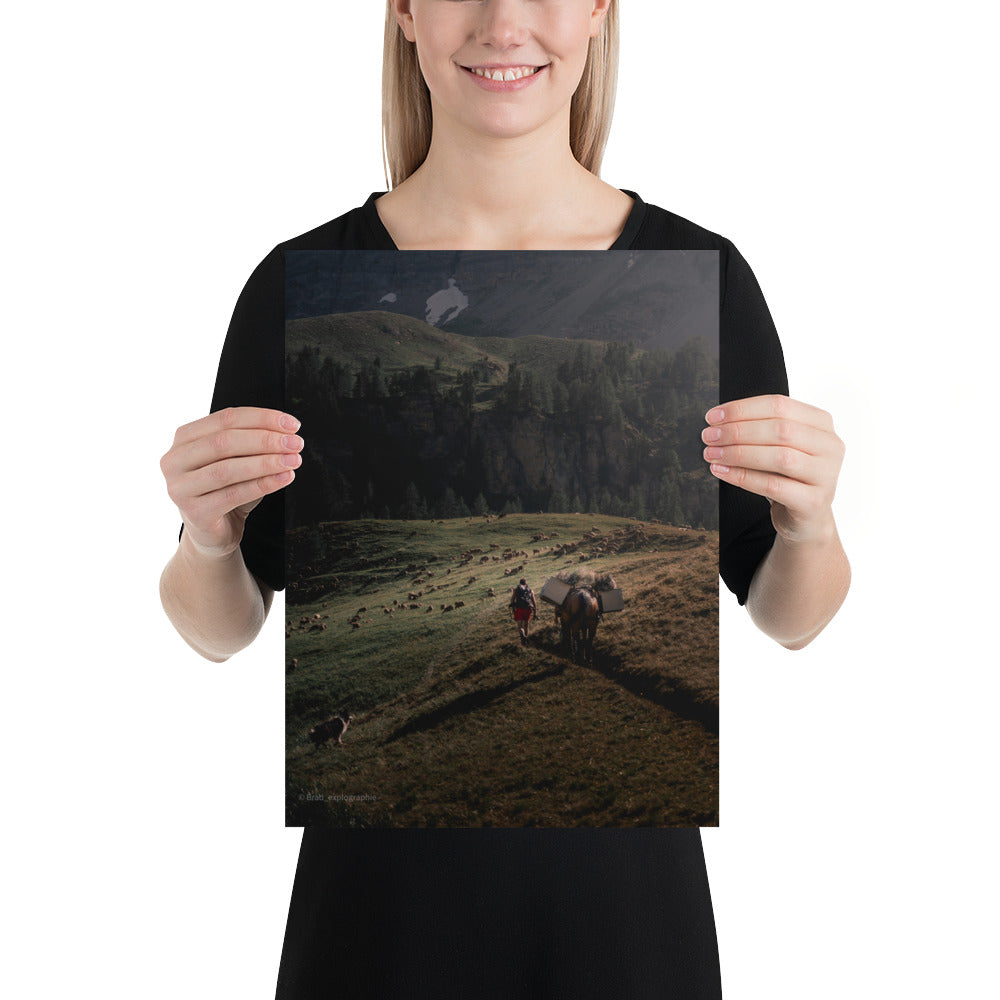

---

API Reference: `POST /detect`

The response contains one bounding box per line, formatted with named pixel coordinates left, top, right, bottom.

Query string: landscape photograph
left=284, top=250, right=720, bottom=828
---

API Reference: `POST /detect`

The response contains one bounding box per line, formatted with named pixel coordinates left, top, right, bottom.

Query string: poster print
left=285, top=250, right=719, bottom=828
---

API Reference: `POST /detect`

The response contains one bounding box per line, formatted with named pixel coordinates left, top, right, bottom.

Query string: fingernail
left=282, top=435, right=304, bottom=450
left=704, top=447, right=724, bottom=461
left=703, top=427, right=722, bottom=442
left=280, top=414, right=301, bottom=431
left=710, top=463, right=731, bottom=476
left=706, top=407, right=724, bottom=423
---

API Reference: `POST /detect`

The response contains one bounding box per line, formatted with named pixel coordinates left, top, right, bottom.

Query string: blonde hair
left=381, top=1, right=619, bottom=190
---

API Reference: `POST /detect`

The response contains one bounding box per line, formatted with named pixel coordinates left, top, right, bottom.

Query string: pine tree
left=631, top=485, right=647, bottom=521
left=552, top=380, right=569, bottom=422
left=501, top=495, right=523, bottom=515
left=536, top=375, right=553, bottom=415
left=402, top=481, right=427, bottom=519
left=436, top=485, right=463, bottom=519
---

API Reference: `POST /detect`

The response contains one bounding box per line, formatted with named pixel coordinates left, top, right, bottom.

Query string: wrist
left=179, top=524, right=243, bottom=567
left=774, top=509, right=839, bottom=551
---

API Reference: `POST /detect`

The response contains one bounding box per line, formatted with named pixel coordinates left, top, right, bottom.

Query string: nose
left=475, top=0, right=531, bottom=50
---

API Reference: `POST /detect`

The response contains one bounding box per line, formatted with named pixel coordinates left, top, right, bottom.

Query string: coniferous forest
left=285, top=314, right=718, bottom=533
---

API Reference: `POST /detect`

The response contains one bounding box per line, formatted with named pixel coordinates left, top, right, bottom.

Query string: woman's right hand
left=160, top=406, right=303, bottom=560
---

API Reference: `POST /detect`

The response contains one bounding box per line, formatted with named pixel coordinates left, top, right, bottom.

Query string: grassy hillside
left=286, top=513, right=719, bottom=828
left=286, top=309, right=614, bottom=384
left=287, top=310, right=505, bottom=378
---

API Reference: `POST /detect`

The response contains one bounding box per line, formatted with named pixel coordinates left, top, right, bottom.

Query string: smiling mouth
left=460, top=65, right=548, bottom=82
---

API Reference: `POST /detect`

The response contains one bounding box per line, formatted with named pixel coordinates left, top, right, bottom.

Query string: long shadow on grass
left=384, top=660, right=566, bottom=743
left=537, top=635, right=719, bottom=736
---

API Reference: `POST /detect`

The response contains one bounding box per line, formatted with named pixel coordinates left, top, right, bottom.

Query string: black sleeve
left=718, top=241, right=789, bottom=605
left=177, top=245, right=286, bottom=592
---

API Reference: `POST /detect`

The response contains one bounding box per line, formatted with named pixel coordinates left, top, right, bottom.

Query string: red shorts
left=513, top=607, right=532, bottom=621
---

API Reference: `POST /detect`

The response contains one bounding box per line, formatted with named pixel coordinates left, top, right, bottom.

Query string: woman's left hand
left=702, top=394, right=845, bottom=545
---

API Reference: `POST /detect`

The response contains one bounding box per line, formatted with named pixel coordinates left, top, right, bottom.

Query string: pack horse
left=540, top=576, right=624, bottom=665
left=555, top=587, right=602, bottom=664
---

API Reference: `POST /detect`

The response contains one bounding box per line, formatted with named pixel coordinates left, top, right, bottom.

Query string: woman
left=160, top=2, right=849, bottom=996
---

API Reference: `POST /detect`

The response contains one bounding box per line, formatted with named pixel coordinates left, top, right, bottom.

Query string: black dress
left=184, top=190, right=788, bottom=999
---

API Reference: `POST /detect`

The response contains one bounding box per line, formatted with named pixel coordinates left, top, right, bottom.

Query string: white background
left=4, top=1, right=997, bottom=997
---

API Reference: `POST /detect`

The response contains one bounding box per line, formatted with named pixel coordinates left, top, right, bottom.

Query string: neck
left=401, top=110, right=597, bottom=236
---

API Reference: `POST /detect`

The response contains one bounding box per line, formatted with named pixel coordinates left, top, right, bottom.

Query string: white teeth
left=469, top=65, right=540, bottom=82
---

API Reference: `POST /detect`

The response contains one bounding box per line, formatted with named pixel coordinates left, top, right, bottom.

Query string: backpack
left=513, top=583, right=532, bottom=609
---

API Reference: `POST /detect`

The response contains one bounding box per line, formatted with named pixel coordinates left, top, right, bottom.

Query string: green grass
left=287, top=311, right=628, bottom=385
left=286, top=513, right=718, bottom=828
left=287, top=310, right=509, bottom=380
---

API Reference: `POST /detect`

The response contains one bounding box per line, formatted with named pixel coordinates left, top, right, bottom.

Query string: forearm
left=744, top=516, right=851, bottom=650
left=159, top=530, right=268, bottom=662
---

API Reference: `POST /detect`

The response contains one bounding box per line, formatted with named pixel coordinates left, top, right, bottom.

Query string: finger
left=171, top=449, right=303, bottom=505
left=708, top=462, right=813, bottom=509
left=701, top=418, right=837, bottom=458
left=703, top=443, right=826, bottom=486
left=705, top=395, right=834, bottom=433
left=172, top=406, right=300, bottom=448
left=169, top=428, right=303, bottom=480
left=185, top=469, right=297, bottom=526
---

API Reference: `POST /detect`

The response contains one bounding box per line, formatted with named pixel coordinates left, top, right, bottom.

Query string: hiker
left=510, top=578, right=537, bottom=643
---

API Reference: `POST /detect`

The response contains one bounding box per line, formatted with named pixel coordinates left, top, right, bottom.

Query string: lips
left=459, top=63, right=549, bottom=91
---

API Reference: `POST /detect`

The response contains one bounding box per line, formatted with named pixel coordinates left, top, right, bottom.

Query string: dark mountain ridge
left=285, top=250, right=719, bottom=355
